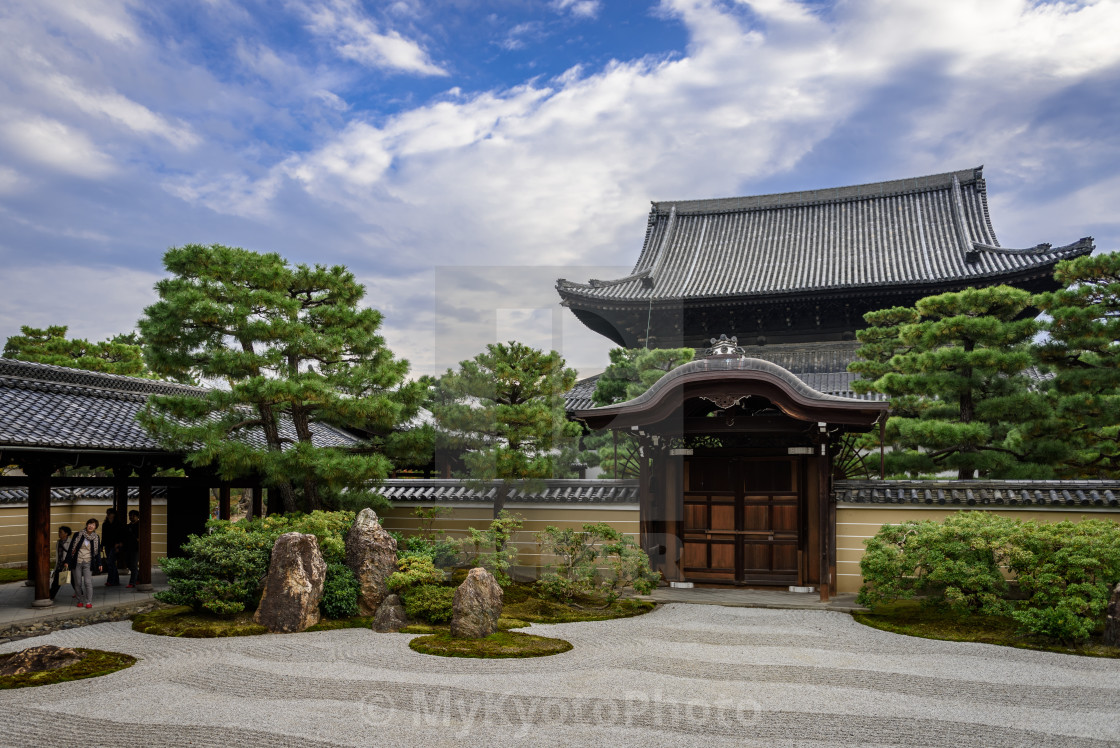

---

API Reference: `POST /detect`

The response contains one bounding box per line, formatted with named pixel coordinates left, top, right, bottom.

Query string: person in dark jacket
left=49, top=526, right=72, bottom=600
left=63, top=519, right=102, bottom=609
left=102, top=508, right=122, bottom=587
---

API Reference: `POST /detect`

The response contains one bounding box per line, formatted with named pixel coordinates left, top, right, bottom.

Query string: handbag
left=58, top=569, right=71, bottom=585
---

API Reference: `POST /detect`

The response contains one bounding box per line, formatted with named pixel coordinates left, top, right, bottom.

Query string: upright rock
left=1105, top=583, right=1120, bottom=647
left=0, top=645, right=84, bottom=676
left=346, top=508, right=398, bottom=616
left=254, top=532, right=326, bottom=633
left=372, top=594, right=408, bottom=633
left=450, top=567, right=503, bottom=639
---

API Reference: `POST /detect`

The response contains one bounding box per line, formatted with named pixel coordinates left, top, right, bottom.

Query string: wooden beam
left=26, top=466, right=52, bottom=607
left=817, top=442, right=831, bottom=603
left=137, top=469, right=154, bottom=591
left=252, top=486, right=264, bottom=520
left=219, top=484, right=231, bottom=521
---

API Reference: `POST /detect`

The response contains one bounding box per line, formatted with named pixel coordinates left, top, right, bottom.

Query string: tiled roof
left=0, top=485, right=168, bottom=505
left=379, top=478, right=639, bottom=504
left=564, top=374, right=601, bottom=412
left=0, top=358, right=358, bottom=453
left=834, top=480, right=1120, bottom=507
left=557, top=167, right=1093, bottom=304
left=736, top=341, right=882, bottom=401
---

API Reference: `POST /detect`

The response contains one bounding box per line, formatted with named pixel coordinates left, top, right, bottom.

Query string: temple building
left=559, top=166, right=1094, bottom=599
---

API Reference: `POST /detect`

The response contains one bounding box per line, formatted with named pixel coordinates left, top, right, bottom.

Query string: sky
left=1, top=0, right=1118, bottom=379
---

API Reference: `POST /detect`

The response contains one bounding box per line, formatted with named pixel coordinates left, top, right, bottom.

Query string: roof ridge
left=652, top=166, right=983, bottom=215
left=0, top=358, right=205, bottom=398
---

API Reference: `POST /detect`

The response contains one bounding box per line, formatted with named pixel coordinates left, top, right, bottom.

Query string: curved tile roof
left=557, top=166, right=1093, bottom=304
left=0, top=358, right=358, bottom=453
left=378, top=478, right=638, bottom=504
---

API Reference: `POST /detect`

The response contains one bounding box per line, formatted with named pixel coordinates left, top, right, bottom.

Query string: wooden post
left=218, top=484, right=231, bottom=520
left=26, top=465, right=52, bottom=607
left=113, top=468, right=129, bottom=520
left=252, top=485, right=263, bottom=520
left=136, top=469, right=154, bottom=591
left=817, top=442, right=831, bottom=603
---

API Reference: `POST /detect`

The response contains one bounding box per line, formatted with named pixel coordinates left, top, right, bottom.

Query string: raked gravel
left=0, top=604, right=1117, bottom=747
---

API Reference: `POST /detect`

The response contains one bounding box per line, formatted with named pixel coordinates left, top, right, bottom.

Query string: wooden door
left=740, top=459, right=800, bottom=584
left=681, top=457, right=802, bottom=584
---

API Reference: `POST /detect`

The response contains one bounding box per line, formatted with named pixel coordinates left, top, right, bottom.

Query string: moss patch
left=853, top=600, right=1120, bottom=658
left=0, top=568, right=28, bottom=584
left=0, top=649, right=136, bottom=689
left=501, top=584, right=655, bottom=623
left=409, top=630, right=572, bottom=658
left=305, top=616, right=375, bottom=632
left=132, top=606, right=268, bottom=638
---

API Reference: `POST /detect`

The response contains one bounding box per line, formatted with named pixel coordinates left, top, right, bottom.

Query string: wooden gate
left=682, top=457, right=801, bottom=584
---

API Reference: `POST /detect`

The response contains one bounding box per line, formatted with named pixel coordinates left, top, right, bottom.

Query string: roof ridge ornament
left=705, top=334, right=745, bottom=358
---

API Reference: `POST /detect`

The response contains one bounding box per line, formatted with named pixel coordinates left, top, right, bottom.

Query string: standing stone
left=372, top=594, right=408, bottom=633
left=450, top=567, right=503, bottom=639
left=345, top=508, right=398, bottom=616
left=1105, top=583, right=1120, bottom=647
left=0, top=645, right=84, bottom=676
left=254, top=532, right=326, bottom=633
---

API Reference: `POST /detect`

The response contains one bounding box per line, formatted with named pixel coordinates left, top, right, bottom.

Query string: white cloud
left=299, top=0, right=447, bottom=76
left=552, top=0, right=601, bottom=19
left=1, top=115, right=115, bottom=178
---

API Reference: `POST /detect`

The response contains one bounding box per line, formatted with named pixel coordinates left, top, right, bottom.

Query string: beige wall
left=0, top=500, right=168, bottom=565
left=379, top=502, right=640, bottom=579
left=836, top=504, right=1120, bottom=595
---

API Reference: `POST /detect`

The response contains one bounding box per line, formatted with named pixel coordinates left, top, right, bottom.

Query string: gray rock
left=345, top=508, right=398, bottom=616
left=1105, top=583, right=1120, bottom=647
left=450, top=567, right=503, bottom=639
left=0, top=644, right=84, bottom=676
left=253, top=532, right=326, bottom=633
left=372, top=594, right=408, bottom=633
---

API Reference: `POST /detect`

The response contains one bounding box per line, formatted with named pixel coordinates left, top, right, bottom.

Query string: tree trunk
left=492, top=482, right=508, bottom=520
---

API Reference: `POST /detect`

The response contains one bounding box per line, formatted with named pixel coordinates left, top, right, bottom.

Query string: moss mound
left=132, top=606, right=268, bottom=637
left=854, top=600, right=1120, bottom=658
left=305, top=616, right=375, bottom=632
left=409, top=630, right=572, bottom=658
left=501, top=584, right=655, bottom=623
left=0, top=648, right=136, bottom=689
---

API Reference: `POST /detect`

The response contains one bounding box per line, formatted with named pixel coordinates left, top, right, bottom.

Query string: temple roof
left=557, top=166, right=1093, bottom=307
left=378, top=478, right=638, bottom=504
left=0, top=358, right=358, bottom=453
left=834, top=480, right=1120, bottom=507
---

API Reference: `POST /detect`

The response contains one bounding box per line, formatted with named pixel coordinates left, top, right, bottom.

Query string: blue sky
left=1, top=0, right=1118, bottom=378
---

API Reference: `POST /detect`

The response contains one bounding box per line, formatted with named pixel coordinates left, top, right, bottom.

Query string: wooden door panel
left=772, top=504, right=799, bottom=532
left=773, top=543, right=799, bottom=573
left=711, top=504, right=735, bottom=531
left=711, top=542, right=735, bottom=571
left=682, top=542, right=707, bottom=569
left=684, top=504, right=707, bottom=531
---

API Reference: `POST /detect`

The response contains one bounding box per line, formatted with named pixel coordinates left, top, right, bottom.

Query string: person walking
left=63, top=519, right=102, bottom=609
left=124, top=510, right=140, bottom=588
left=102, top=508, right=122, bottom=587
left=49, top=526, right=72, bottom=600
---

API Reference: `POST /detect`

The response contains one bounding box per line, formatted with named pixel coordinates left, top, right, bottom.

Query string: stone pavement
left=0, top=569, right=167, bottom=630
left=644, top=586, right=866, bottom=612
left=0, top=604, right=1116, bottom=747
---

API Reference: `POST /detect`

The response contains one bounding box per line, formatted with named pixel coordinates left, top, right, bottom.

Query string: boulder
left=450, top=567, right=503, bottom=639
left=253, top=532, right=326, bottom=633
left=372, top=594, right=408, bottom=633
left=1105, top=583, right=1120, bottom=647
left=345, top=508, right=398, bottom=616
left=0, top=645, right=84, bottom=676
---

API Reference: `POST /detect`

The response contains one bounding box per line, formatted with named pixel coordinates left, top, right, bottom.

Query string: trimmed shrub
left=536, top=522, right=660, bottom=603
left=400, top=584, right=455, bottom=624
left=387, top=555, right=444, bottom=593
left=463, top=511, right=522, bottom=586
left=320, top=563, right=360, bottom=619
left=400, top=535, right=461, bottom=569
left=857, top=512, right=1015, bottom=616
left=601, top=533, right=660, bottom=601
left=1007, top=520, right=1120, bottom=642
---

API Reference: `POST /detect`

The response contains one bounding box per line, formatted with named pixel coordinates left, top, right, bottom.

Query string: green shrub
left=601, top=533, right=660, bottom=601
left=401, top=584, right=455, bottom=624
left=857, top=512, right=1015, bottom=616
left=1007, top=519, right=1120, bottom=642
left=400, top=535, right=461, bottom=568
left=320, top=563, right=360, bottom=619
left=535, top=524, right=604, bottom=601
left=388, top=555, right=444, bottom=593
left=464, top=511, right=522, bottom=586
left=158, top=511, right=356, bottom=616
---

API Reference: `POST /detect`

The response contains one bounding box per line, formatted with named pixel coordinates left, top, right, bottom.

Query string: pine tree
left=137, top=244, right=426, bottom=513
left=4, top=325, right=148, bottom=376
left=851, top=286, right=1056, bottom=479
left=430, top=341, right=580, bottom=515
left=1034, top=251, right=1120, bottom=477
